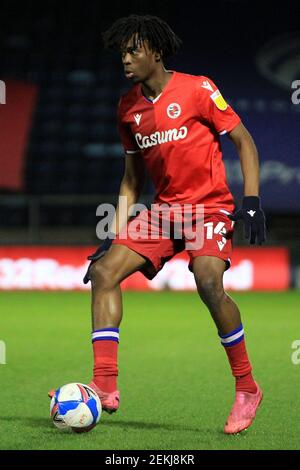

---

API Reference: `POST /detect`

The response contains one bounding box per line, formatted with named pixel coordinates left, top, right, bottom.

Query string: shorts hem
left=188, top=251, right=232, bottom=272
left=112, top=239, right=158, bottom=280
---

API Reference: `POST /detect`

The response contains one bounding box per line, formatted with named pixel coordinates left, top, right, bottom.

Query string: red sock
left=220, top=326, right=257, bottom=394
left=224, top=340, right=257, bottom=393
left=92, top=339, right=119, bottom=393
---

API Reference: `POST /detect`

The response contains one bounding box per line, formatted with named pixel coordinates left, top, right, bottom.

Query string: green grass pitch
left=0, top=290, right=299, bottom=450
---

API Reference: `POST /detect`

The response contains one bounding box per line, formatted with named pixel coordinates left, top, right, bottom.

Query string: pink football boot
left=88, top=381, right=120, bottom=414
left=224, top=382, right=263, bottom=434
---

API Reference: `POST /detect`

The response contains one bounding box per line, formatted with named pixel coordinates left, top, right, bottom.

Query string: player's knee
left=89, top=260, right=118, bottom=291
left=196, top=275, right=223, bottom=305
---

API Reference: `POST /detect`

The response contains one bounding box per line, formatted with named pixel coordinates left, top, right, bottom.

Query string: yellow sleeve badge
left=210, top=89, right=228, bottom=111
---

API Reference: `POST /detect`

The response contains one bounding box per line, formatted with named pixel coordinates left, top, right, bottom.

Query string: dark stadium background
left=0, top=0, right=299, bottom=280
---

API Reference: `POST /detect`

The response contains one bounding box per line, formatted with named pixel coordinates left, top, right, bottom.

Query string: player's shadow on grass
left=2, top=416, right=52, bottom=429
left=26, top=417, right=53, bottom=428
left=101, top=419, right=204, bottom=433
left=101, top=420, right=247, bottom=442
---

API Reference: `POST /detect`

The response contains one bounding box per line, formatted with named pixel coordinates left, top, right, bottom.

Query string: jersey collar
left=139, top=70, right=176, bottom=104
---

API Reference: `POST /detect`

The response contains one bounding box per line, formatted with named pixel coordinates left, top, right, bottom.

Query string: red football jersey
left=117, top=71, right=241, bottom=213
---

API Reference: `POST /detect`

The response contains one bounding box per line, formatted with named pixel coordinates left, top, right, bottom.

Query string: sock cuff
left=219, top=323, right=244, bottom=347
left=92, top=328, right=119, bottom=343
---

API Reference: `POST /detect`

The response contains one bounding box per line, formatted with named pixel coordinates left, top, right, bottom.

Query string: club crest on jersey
left=210, top=90, right=228, bottom=111
left=134, top=113, right=142, bottom=126
left=167, top=103, right=181, bottom=119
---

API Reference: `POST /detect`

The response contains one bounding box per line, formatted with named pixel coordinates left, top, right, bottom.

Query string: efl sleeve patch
left=210, top=89, right=228, bottom=111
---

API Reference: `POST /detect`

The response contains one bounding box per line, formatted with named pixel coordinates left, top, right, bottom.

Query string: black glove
left=83, top=233, right=115, bottom=284
left=229, top=196, right=266, bottom=245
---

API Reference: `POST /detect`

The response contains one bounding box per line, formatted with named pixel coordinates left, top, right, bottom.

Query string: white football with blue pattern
left=50, top=383, right=101, bottom=432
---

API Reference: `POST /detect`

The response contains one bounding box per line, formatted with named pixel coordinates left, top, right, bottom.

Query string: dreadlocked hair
left=102, top=14, right=182, bottom=59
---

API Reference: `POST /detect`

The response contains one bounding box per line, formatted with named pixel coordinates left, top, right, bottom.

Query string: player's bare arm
left=83, top=153, right=146, bottom=284
left=228, top=122, right=266, bottom=245
left=228, top=122, right=259, bottom=196
left=111, top=152, right=145, bottom=235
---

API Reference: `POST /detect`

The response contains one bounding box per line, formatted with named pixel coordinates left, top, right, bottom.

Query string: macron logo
left=201, top=80, right=214, bottom=92
left=247, top=210, right=256, bottom=217
left=134, top=113, right=142, bottom=126
left=217, top=240, right=226, bottom=251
